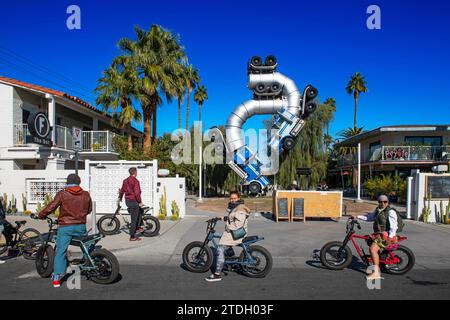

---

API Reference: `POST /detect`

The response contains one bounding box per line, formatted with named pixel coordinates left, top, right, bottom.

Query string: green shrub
left=363, top=174, right=406, bottom=201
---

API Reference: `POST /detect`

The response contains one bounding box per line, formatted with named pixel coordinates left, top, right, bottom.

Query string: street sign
left=72, top=126, right=82, bottom=150
left=27, top=112, right=52, bottom=146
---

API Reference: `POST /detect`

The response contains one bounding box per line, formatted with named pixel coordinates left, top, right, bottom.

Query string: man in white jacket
left=357, top=194, right=398, bottom=280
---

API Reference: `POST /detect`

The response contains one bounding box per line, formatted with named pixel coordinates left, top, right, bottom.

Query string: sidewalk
left=0, top=215, right=181, bottom=253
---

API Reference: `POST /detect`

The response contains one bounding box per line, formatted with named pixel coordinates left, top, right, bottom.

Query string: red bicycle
left=320, top=217, right=415, bottom=275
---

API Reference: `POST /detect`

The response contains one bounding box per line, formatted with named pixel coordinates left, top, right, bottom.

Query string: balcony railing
left=81, top=131, right=116, bottom=153
left=55, top=125, right=74, bottom=150
left=13, top=124, right=116, bottom=153
left=336, top=145, right=450, bottom=167
left=380, top=146, right=450, bottom=161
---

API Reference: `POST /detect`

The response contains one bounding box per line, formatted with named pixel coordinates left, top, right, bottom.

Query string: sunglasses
left=378, top=201, right=388, bottom=204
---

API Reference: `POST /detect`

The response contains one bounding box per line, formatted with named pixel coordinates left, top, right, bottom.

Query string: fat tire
left=239, top=245, right=273, bottom=278
left=320, top=241, right=353, bottom=270
left=89, top=249, right=120, bottom=284
left=35, top=245, right=55, bottom=278
left=381, top=245, right=415, bottom=275
left=142, top=215, right=160, bottom=237
left=97, top=215, right=120, bottom=236
left=182, top=241, right=213, bottom=273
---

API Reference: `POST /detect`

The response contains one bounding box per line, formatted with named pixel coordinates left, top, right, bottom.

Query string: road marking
left=17, top=270, right=40, bottom=279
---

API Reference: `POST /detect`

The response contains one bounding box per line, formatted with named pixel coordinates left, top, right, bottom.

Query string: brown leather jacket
left=39, top=186, right=92, bottom=226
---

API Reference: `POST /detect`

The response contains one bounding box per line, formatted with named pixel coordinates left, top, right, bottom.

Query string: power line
left=0, top=46, right=96, bottom=95
left=0, top=56, right=97, bottom=102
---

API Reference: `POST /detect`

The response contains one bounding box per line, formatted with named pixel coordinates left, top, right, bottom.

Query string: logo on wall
left=27, top=112, right=52, bottom=146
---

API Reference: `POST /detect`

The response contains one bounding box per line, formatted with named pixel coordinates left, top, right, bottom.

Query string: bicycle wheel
left=141, top=215, right=160, bottom=237
left=20, top=228, right=42, bottom=260
left=320, top=241, right=353, bottom=270
left=97, top=215, right=120, bottom=236
left=0, top=232, right=8, bottom=256
left=239, top=245, right=273, bottom=278
left=182, top=241, right=213, bottom=273
left=89, top=249, right=120, bottom=284
left=381, top=245, right=415, bottom=275
left=35, top=245, right=55, bottom=278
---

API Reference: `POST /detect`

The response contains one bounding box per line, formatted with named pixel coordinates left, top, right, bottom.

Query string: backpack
left=390, top=207, right=404, bottom=233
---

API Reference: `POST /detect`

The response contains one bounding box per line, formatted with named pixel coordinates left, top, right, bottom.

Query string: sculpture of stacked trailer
left=209, top=55, right=318, bottom=195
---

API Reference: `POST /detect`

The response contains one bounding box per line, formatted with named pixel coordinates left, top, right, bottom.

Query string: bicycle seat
left=70, top=234, right=100, bottom=244
left=15, top=220, right=27, bottom=226
left=242, top=235, right=259, bottom=243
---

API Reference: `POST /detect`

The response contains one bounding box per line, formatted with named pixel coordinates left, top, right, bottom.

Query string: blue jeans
left=54, top=224, right=87, bottom=276
left=215, top=245, right=235, bottom=273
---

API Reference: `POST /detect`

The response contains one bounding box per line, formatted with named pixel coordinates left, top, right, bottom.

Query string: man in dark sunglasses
left=357, top=194, right=399, bottom=280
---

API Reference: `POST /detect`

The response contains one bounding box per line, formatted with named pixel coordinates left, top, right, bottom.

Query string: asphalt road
left=1, top=254, right=449, bottom=300
left=1, top=205, right=450, bottom=300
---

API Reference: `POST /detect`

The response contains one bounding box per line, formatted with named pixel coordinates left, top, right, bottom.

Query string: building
left=333, top=125, right=450, bottom=185
left=0, top=76, right=143, bottom=211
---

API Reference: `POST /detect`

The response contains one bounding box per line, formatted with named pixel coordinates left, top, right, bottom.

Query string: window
left=405, top=136, right=442, bottom=146
left=369, top=141, right=381, bottom=161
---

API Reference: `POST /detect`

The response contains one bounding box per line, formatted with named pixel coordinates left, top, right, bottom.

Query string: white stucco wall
left=0, top=84, right=14, bottom=148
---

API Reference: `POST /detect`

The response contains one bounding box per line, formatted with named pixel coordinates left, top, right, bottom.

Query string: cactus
left=420, top=192, right=432, bottom=223
left=158, top=187, right=167, bottom=220
left=170, top=200, right=180, bottom=221
left=22, top=193, right=27, bottom=212
left=7, top=200, right=12, bottom=214
left=2, top=193, right=7, bottom=211
left=445, top=198, right=450, bottom=224
left=35, top=201, right=43, bottom=214
left=11, top=194, right=17, bottom=214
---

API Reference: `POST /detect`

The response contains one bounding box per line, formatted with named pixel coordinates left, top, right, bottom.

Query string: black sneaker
left=205, top=273, right=222, bottom=282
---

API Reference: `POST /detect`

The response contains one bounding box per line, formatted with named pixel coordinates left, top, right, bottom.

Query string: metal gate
left=86, top=160, right=158, bottom=215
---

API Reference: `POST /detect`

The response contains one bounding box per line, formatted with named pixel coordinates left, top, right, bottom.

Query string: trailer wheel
left=251, top=56, right=262, bottom=66
left=265, top=55, right=277, bottom=66
left=248, top=182, right=262, bottom=196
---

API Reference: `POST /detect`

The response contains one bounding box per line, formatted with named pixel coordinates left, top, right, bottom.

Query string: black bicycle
left=0, top=219, right=42, bottom=260
left=32, top=214, right=120, bottom=284
left=97, top=205, right=160, bottom=237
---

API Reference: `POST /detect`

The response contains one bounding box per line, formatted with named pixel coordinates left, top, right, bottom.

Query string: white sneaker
left=0, top=260, right=6, bottom=264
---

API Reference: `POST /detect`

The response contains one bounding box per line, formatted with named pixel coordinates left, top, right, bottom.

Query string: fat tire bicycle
left=0, top=219, right=42, bottom=260
left=182, top=217, right=273, bottom=278
left=97, top=205, right=160, bottom=237
left=320, top=217, right=415, bottom=275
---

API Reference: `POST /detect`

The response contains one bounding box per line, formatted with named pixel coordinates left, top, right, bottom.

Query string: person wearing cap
left=38, top=173, right=92, bottom=288
left=289, top=180, right=300, bottom=191
left=356, top=194, right=398, bottom=280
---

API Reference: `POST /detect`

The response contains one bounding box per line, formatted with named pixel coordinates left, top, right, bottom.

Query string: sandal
left=130, top=237, right=142, bottom=241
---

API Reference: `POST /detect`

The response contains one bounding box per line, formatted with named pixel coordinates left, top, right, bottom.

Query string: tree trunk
left=152, top=105, right=157, bottom=143
left=185, top=88, right=191, bottom=133
left=353, top=91, right=359, bottom=129
left=127, top=123, right=133, bottom=151
left=178, top=100, right=182, bottom=130
left=199, top=104, right=202, bottom=123
left=143, top=110, right=152, bottom=151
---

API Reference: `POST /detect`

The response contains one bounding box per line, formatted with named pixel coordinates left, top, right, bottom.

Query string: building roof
left=336, top=124, right=450, bottom=146
left=0, top=75, right=143, bottom=135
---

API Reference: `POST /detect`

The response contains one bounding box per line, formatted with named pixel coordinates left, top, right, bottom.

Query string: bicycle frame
left=342, top=219, right=408, bottom=266
left=40, top=216, right=103, bottom=272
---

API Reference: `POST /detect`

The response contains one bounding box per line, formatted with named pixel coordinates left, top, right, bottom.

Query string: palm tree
left=323, top=98, right=336, bottom=135
left=183, top=64, right=200, bottom=132
left=117, top=25, right=186, bottom=151
left=194, top=84, right=208, bottom=123
left=95, top=62, right=140, bottom=151
left=175, top=75, right=187, bottom=131
left=346, top=72, right=368, bottom=129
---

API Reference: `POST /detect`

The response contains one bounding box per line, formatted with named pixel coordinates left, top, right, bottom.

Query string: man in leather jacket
left=38, top=173, right=92, bottom=287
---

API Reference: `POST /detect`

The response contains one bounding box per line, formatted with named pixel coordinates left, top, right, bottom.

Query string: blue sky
left=0, top=0, right=449, bottom=139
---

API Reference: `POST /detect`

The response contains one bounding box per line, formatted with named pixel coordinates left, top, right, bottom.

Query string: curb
left=405, top=220, right=450, bottom=234
left=108, top=218, right=182, bottom=253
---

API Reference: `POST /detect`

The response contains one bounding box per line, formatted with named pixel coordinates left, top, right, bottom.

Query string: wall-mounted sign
left=27, top=112, right=52, bottom=146
left=72, top=126, right=82, bottom=150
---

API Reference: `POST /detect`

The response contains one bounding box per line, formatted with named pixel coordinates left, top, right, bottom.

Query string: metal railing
left=380, top=146, right=450, bottom=161
left=81, top=131, right=116, bottom=153
left=13, top=124, right=116, bottom=153
left=336, top=145, right=450, bottom=167
left=55, top=125, right=73, bottom=150
left=14, top=124, right=29, bottom=145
